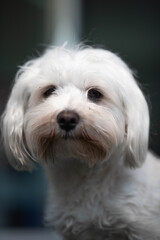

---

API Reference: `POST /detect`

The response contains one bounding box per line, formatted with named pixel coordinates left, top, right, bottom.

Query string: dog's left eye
left=87, top=88, right=103, bottom=102
left=43, top=87, right=56, bottom=98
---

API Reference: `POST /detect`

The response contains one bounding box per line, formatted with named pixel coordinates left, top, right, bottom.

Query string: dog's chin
left=30, top=131, right=113, bottom=167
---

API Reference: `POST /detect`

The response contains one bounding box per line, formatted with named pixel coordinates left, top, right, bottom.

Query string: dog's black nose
left=57, top=110, right=79, bottom=132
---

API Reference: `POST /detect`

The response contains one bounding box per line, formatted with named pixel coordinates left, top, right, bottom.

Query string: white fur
left=2, top=46, right=160, bottom=239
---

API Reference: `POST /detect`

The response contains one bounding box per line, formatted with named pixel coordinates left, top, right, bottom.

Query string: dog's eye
left=87, top=89, right=103, bottom=102
left=43, top=87, right=56, bottom=98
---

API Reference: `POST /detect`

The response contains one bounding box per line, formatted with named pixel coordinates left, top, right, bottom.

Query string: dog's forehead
left=34, top=48, right=121, bottom=89
left=22, top=48, right=133, bottom=96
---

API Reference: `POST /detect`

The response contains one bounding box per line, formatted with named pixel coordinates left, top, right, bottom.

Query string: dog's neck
left=45, top=149, right=125, bottom=198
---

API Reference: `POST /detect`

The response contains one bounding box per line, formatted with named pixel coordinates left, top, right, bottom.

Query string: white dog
left=2, top=46, right=160, bottom=240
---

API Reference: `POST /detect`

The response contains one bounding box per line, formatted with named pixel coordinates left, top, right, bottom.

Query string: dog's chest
left=46, top=160, right=123, bottom=230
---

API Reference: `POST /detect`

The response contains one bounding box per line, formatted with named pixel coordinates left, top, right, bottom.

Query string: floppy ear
left=123, top=78, right=149, bottom=168
left=101, top=48, right=150, bottom=168
left=1, top=67, right=35, bottom=171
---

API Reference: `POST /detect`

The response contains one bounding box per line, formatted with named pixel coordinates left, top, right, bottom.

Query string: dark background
left=0, top=0, right=159, bottom=228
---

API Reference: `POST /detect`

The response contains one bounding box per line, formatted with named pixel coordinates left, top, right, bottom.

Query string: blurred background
left=0, top=0, right=160, bottom=235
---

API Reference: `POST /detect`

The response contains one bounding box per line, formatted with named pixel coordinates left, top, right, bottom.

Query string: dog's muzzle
left=57, top=110, right=80, bottom=132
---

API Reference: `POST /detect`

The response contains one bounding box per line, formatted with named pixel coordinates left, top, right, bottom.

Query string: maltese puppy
left=2, top=46, right=160, bottom=240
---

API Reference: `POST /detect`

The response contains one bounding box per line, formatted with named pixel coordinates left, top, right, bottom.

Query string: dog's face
left=2, top=47, right=149, bottom=170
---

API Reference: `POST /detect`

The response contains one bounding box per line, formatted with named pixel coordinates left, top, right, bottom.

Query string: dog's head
left=1, top=46, right=149, bottom=170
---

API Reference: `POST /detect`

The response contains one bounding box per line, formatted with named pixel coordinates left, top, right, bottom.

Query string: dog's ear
left=123, top=77, right=149, bottom=168
left=1, top=64, right=36, bottom=171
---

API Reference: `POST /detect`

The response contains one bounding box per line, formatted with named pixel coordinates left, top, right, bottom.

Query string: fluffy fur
left=2, top=46, right=160, bottom=239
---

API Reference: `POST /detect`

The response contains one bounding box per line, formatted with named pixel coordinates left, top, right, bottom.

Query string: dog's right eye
left=43, top=87, right=56, bottom=98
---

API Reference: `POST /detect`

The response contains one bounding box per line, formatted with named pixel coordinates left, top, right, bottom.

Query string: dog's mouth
left=31, top=125, right=111, bottom=167
left=60, top=130, right=78, bottom=140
